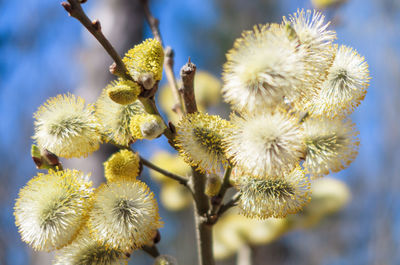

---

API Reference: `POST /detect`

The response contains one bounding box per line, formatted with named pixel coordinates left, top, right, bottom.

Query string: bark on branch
left=61, top=0, right=132, bottom=81
left=179, top=59, right=198, bottom=114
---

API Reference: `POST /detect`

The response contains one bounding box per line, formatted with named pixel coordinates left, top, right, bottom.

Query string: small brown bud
left=32, top=157, right=42, bottom=169
left=153, top=229, right=161, bottom=244
left=61, top=2, right=72, bottom=14
left=43, top=149, right=60, bottom=166
left=92, top=19, right=101, bottom=31
left=168, top=122, right=176, bottom=134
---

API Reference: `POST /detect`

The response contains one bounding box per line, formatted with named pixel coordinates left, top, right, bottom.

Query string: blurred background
left=1, top=0, right=399, bottom=264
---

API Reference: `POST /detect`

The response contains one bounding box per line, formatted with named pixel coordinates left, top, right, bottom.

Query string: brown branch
left=179, top=59, right=198, bottom=114
left=140, top=0, right=162, bottom=45
left=207, top=193, right=240, bottom=225
left=140, top=155, right=189, bottom=188
left=218, top=192, right=241, bottom=218
left=61, top=0, right=132, bottom=81
left=190, top=169, right=215, bottom=265
left=165, top=47, right=184, bottom=116
left=176, top=57, right=213, bottom=265
left=139, top=0, right=184, bottom=116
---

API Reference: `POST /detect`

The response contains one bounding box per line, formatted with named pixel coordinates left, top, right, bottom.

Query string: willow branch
left=218, top=192, right=241, bottom=218
left=140, top=0, right=162, bottom=44
left=61, top=0, right=132, bottom=80
left=179, top=59, right=198, bottom=114
left=140, top=0, right=183, bottom=116
left=191, top=169, right=215, bottom=265
left=140, top=156, right=189, bottom=187
left=176, top=58, right=214, bottom=264
left=165, top=47, right=184, bottom=116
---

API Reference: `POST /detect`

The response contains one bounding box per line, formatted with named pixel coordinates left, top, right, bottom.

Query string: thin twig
left=165, top=47, right=184, bottom=116
left=177, top=56, right=214, bottom=265
left=218, top=192, right=241, bottom=218
left=179, top=59, right=198, bottom=114
left=140, top=0, right=162, bottom=44
left=140, top=155, right=189, bottom=187
left=61, top=0, right=132, bottom=81
left=140, top=0, right=184, bottom=116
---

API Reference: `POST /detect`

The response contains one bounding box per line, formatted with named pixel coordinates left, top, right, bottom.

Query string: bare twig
left=139, top=0, right=184, bottom=116
left=218, top=192, right=241, bottom=218
left=140, top=155, right=189, bottom=187
left=179, top=59, right=198, bottom=114
left=176, top=56, right=213, bottom=265
left=140, top=0, right=162, bottom=44
left=61, top=0, right=132, bottom=81
left=165, top=47, right=184, bottom=116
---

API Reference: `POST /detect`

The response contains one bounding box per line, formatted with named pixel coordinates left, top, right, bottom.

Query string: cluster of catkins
left=14, top=9, right=369, bottom=264
left=175, top=9, right=369, bottom=219
left=15, top=39, right=167, bottom=264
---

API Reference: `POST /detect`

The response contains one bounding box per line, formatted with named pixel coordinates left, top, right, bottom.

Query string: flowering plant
left=14, top=1, right=369, bottom=264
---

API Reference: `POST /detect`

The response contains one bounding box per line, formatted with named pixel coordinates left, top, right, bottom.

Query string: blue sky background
left=1, top=0, right=399, bottom=264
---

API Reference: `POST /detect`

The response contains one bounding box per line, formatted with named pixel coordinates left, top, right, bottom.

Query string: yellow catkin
left=205, top=174, right=222, bottom=197
left=175, top=112, right=233, bottom=173
left=53, top=228, right=129, bottom=265
left=104, top=149, right=140, bottom=182
left=122, top=38, right=164, bottom=88
left=95, top=88, right=145, bottom=146
left=88, top=178, right=162, bottom=251
left=129, top=113, right=166, bottom=140
left=237, top=166, right=311, bottom=219
left=107, top=79, right=141, bottom=105
left=33, top=93, right=101, bottom=158
left=14, top=169, right=93, bottom=251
